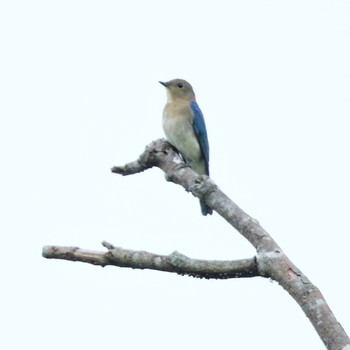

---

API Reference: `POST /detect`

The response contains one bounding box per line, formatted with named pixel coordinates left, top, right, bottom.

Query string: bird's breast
left=162, top=103, right=201, bottom=165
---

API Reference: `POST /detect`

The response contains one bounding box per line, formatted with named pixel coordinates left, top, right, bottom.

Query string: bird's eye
left=177, top=83, right=184, bottom=88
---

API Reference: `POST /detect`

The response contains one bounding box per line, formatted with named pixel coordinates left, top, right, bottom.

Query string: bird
left=159, top=78, right=212, bottom=216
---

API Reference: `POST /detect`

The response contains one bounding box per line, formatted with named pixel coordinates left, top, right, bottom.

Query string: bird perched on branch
left=160, top=79, right=212, bottom=216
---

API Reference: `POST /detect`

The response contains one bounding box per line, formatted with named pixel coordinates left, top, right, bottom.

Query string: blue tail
left=200, top=200, right=213, bottom=216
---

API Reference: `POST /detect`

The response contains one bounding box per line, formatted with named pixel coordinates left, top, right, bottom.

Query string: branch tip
left=102, top=241, right=115, bottom=250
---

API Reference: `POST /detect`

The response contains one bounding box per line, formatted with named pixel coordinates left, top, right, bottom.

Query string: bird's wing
left=191, top=101, right=210, bottom=175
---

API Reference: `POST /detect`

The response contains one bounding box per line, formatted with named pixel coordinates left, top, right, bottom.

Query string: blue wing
left=191, top=101, right=210, bottom=175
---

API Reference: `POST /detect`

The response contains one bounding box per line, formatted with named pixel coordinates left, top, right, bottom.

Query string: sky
left=1, top=1, right=350, bottom=349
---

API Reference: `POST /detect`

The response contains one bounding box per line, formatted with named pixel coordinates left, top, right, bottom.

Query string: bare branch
left=42, top=243, right=258, bottom=279
left=43, top=139, right=350, bottom=350
left=111, top=139, right=175, bottom=175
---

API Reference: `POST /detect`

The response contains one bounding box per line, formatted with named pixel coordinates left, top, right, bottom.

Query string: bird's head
left=159, top=79, right=196, bottom=102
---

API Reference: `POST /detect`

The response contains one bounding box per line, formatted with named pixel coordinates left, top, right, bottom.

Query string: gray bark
left=42, top=139, right=350, bottom=350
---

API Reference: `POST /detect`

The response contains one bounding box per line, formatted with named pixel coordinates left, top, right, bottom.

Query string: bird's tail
left=200, top=200, right=213, bottom=216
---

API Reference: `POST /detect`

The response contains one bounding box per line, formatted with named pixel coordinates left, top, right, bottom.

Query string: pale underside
left=162, top=102, right=206, bottom=175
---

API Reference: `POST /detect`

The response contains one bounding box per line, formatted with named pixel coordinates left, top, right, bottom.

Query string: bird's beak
left=159, top=81, right=168, bottom=87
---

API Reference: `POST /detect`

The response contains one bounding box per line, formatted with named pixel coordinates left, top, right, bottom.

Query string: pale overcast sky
left=1, top=1, right=350, bottom=349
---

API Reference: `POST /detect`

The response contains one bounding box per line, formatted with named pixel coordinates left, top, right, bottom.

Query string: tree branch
left=44, top=139, right=349, bottom=350
left=42, top=242, right=258, bottom=279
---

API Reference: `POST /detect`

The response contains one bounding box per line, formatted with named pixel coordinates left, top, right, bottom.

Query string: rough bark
left=42, top=139, right=350, bottom=350
left=43, top=242, right=258, bottom=279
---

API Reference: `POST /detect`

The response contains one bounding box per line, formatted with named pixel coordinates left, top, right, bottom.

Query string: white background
left=1, top=1, right=349, bottom=349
